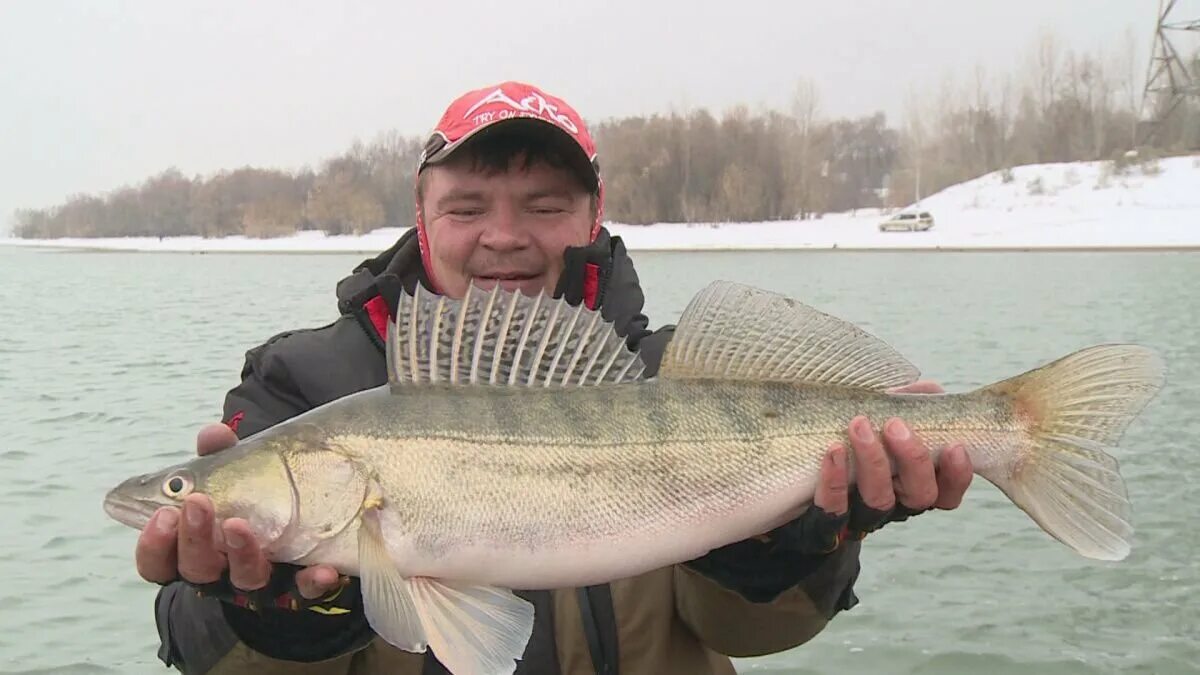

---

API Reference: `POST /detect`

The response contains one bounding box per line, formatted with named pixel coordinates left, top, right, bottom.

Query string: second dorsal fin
left=658, top=280, right=920, bottom=390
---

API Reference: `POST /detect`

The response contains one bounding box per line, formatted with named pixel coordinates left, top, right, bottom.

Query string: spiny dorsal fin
left=387, top=284, right=647, bottom=387
left=658, top=280, right=920, bottom=390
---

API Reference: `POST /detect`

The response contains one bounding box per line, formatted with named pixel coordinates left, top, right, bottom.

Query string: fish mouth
left=103, top=488, right=161, bottom=530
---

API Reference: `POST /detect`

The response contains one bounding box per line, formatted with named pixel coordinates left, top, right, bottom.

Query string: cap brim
left=421, top=118, right=599, bottom=192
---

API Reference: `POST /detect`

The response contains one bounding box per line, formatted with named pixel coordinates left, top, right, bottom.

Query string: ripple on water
left=5, top=665, right=122, bottom=675
left=32, top=411, right=91, bottom=425
left=932, top=563, right=973, bottom=579
left=10, top=488, right=53, bottom=501
left=28, top=481, right=69, bottom=495
left=42, top=536, right=77, bottom=551
left=907, top=651, right=1101, bottom=675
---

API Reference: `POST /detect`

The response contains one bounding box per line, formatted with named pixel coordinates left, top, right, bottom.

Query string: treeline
left=13, top=132, right=426, bottom=239
left=13, top=32, right=1200, bottom=238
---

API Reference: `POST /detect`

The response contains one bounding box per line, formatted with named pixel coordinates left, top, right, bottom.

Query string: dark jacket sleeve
left=674, top=541, right=861, bottom=657
left=154, top=321, right=383, bottom=673
left=221, top=330, right=316, bottom=438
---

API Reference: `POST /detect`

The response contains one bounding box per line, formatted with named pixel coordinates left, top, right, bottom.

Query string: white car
left=879, top=211, right=934, bottom=232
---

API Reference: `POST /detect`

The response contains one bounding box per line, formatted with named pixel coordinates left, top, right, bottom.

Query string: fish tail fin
left=979, top=344, right=1165, bottom=561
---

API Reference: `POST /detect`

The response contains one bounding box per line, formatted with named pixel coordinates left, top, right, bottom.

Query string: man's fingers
left=177, top=494, right=226, bottom=584
left=813, top=443, right=850, bottom=515
left=296, top=565, right=342, bottom=600
left=934, top=444, right=974, bottom=510
left=221, top=519, right=272, bottom=591
left=884, top=418, right=939, bottom=511
left=197, top=423, right=239, bottom=457
left=135, top=507, right=181, bottom=583
left=848, top=416, right=894, bottom=511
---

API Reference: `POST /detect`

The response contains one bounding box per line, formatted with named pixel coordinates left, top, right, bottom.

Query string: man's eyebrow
left=523, top=188, right=576, bottom=201
left=435, top=189, right=487, bottom=209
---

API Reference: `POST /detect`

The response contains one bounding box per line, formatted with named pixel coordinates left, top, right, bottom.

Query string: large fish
left=104, top=281, right=1165, bottom=675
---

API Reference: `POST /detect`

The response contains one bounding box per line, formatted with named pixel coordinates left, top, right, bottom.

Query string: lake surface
left=0, top=245, right=1196, bottom=674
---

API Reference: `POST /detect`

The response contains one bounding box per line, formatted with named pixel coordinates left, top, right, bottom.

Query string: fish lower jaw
left=102, top=492, right=156, bottom=531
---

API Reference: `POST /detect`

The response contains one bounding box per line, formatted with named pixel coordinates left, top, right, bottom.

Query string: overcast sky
left=0, top=0, right=1191, bottom=233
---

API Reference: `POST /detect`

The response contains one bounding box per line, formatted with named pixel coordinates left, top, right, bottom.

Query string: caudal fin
left=980, top=344, right=1165, bottom=561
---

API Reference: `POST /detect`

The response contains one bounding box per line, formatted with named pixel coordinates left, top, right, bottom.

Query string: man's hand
left=814, top=380, right=974, bottom=536
left=133, top=423, right=342, bottom=603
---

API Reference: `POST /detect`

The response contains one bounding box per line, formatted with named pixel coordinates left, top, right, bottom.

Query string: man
left=134, top=81, right=974, bottom=674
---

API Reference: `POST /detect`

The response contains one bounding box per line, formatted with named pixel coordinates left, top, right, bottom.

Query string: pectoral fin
left=357, top=508, right=426, bottom=652
left=356, top=508, right=535, bottom=675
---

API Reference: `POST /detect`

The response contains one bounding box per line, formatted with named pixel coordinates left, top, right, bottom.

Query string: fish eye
left=162, top=474, right=193, bottom=499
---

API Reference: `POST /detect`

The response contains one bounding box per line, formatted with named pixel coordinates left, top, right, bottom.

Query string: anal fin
left=356, top=506, right=535, bottom=675
left=410, top=577, right=535, bottom=675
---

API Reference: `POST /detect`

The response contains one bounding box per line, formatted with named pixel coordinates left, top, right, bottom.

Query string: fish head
left=104, top=439, right=297, bottom=550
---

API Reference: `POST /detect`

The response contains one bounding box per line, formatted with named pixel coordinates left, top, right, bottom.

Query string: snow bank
left=4, top=155, right=1199, bottom=253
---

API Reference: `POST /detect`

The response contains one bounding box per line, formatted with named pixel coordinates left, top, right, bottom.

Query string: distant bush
left=1136, top=147, right=1163, bottom=176
left=1026, top=175, right=1045, bottom=196
left=1111, top=146, right=1162, bottom=177
left=1110, top=149, right=1136, bottom=176
left=1000, top=167, right=1015, bottom=183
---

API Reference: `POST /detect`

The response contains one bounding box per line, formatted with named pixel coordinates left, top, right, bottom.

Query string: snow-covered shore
left=5, top=155, right=1199, bottom=253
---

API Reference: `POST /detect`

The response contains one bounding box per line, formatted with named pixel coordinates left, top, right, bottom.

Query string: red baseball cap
left=414, top=82, right=606, bottom=292
left=417, top=81, right=601, bottom=194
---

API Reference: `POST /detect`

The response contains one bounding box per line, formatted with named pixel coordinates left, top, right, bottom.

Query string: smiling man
left=133, top=81, right=973, bottom=674
left=417, top=127, right=598, bottom=299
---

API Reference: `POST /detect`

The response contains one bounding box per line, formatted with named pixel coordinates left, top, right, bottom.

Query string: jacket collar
left=334, top=226, right=654, bottom=346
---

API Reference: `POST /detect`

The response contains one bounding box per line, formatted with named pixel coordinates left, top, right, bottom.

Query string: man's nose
left=478, top=205, right=529, bottom=250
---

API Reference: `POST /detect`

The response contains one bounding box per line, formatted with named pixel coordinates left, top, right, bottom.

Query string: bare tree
left=788, top=77, right=822, bottom=219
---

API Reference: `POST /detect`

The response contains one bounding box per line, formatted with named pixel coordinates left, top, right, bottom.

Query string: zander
left=104, top=280, right=1165, bottom=675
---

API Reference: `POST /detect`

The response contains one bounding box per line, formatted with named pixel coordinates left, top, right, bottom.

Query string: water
left=0, top=245, right=1196, bottom=674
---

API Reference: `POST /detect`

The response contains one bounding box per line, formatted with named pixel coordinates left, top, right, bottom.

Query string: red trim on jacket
left=583, top=263, right=600, bottom=309
left=364, top=295, right=390, bottom=339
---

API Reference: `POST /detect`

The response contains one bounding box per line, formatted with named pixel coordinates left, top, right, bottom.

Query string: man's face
left=420, top=154, right=594, bottom=298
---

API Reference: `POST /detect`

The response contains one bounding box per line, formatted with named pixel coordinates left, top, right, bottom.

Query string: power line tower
left=1138, top=0, right=1200, bottom=147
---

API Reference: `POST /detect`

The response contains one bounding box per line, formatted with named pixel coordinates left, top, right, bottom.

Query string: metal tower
left=1139, top=0, right=1200, bottom=146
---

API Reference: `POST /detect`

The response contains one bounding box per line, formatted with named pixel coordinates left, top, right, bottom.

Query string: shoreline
left=9, top=154, right=1199, bottom=257
left=4, top=240, right=1199, bottom=254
